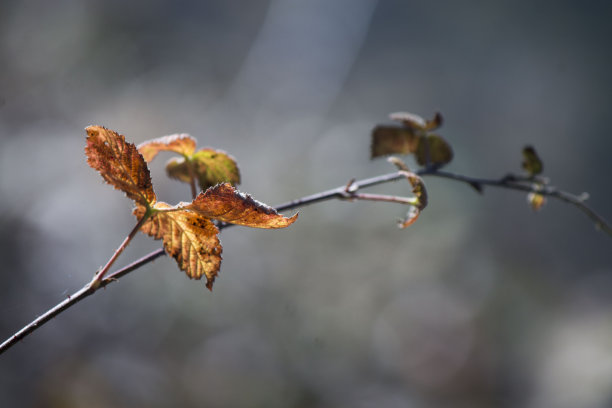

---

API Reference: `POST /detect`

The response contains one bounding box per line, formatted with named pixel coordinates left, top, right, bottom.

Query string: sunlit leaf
left=389, top=112, right=428, bottom=130
left=166, top=148, right=241, bottom=191
left=415, top=134, right=454, bottom=167
left=522, top=145, right=543, bottom=176
left=371, top=126, right=419, bottom=158
left=387, top=156, right=410, bottom=171
left=183, top=183, right=298, bottom=228
left=389, top=112, right=443, bottom=131
left=527, top=192, right=546, bottom=211
left=134, top=203, right=222, bottom=289
left=138, top=133, right=197, bottom=162
left=85, top=126, right=156, bottom=206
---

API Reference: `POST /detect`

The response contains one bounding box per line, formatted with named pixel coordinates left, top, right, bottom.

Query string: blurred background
left=1, top=0, right=611, bottom=407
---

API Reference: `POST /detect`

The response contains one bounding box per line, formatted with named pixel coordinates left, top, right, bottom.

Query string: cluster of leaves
left=371, top=112, right=548, bottom=213
left=371, top=112, right=453, bottom=167
left=85, top=126, right=296, bottom=289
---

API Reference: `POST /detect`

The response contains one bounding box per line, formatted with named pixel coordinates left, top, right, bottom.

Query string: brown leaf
left=85, top=126, right=156, bottom=206
left=415, top=134, right=454, bottom=167
left=397, top=171, right=428, bottom=228
left=389, top=112, right=428, bottom=130
left=183, top=183, right=298, bottom=228
left=138, top=133, right=197, bottom=162
left=389, top=112, right=443, bottom=131
left=134, top=203, right=222, bottom=289
left=166, top=148, right=241, bottom=191
left=371, top=126, right=419, bottom=158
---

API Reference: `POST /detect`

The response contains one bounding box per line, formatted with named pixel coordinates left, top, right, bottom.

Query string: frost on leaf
left=85, top=126, right=156, bottom=206
left=137, top=133, right=197, bottom=162
left=522, top=145, right=543, bottom=176
left=184, top=183, right=298, bottom=228
left=166, top=148, right=241, bottom=190
left=134, top=203, right=222, bottom=289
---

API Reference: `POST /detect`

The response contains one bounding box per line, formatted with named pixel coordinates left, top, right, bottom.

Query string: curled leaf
left=371, top=126, right=419, bottom=158
left=399, top=206, right=421, bottom=228
left=415, top=134, right=454, bottom=167
left=184, top=183, right=298, bottom=228
left=397, top=171, right=428, bottom=228
left=166, top=148, right=241, bottom=191
left=522, top=145, right=543, bottom=176
left=85, top=126, right=156, bottom=206
left=134, top=203, right=222, bottom=289
left=387, top=156, right=410, bottom=171
left=138, top=134, right=197, bottom=162
left=389, top=112, right=443, bottom=131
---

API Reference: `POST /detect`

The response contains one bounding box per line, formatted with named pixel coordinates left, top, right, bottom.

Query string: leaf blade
left=85, top=126, right=156, bottom=206
left=135, top=203, right=223, bottom=289
left=166, top=148, right=241, bottom=191
left=138, top=133, right=197, bottom=162
left=184, top=183, right=298, bottom=228
left=371, top=126, right=419, bottom=158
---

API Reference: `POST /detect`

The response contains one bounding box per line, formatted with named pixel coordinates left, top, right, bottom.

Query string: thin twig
left=425, top=169, right=612, bottom=236
left=89, top=212, right=150, bottom=287
left=1, top=168, right=610, bottom=355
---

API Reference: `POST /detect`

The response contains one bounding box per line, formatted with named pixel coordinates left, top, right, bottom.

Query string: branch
left=424, top=169, right=612, bottom=236
left=1, top=167, right=609, bottom=355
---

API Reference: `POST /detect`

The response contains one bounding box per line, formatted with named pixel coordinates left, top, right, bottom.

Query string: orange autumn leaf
left=137, top=133, right=197, bottom=162
left=85, top=125, right=156, bottom=206
left=183, top=183, right=298, bottom=228
left=133, top=183, right=296, bottom=289
left=134, top=203, right=222, bottom=289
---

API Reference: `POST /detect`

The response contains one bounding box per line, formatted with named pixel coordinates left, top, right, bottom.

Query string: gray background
left=1, top=1, right=611, bottom=407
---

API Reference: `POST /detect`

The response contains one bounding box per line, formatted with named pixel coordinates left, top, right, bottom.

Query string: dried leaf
left=522, top=145, right=543, bottom=176
left=389, top=112, right=428, bottom=129
left=398, top=206, right=421, bottom=228
left=387, top=156, right=410, bottom=171
left=166, top=148, right=241, bottom=191
left=397, top=171, right=428, bottom=228
left=371, top=126, right=419, bottom=158
left=415, top=134, right=454, bottom=167
left=183, top=183, right=298, bottom=228
left=134, top=203, right=222, bottom=289
left=138, top=134, right=197, bottom=162
left=389, top=112, right=443, bottom=131
left=425, top=112, right=443, bottom=130
left=527, top=192, right=546, bottom=211
left=85, top=126, right=156, bottom=206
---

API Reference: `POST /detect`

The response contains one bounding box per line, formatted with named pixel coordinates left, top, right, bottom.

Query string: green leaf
left=166, top=148, right=241, bottom=191
left=522, top=145, right=543, bottom=176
